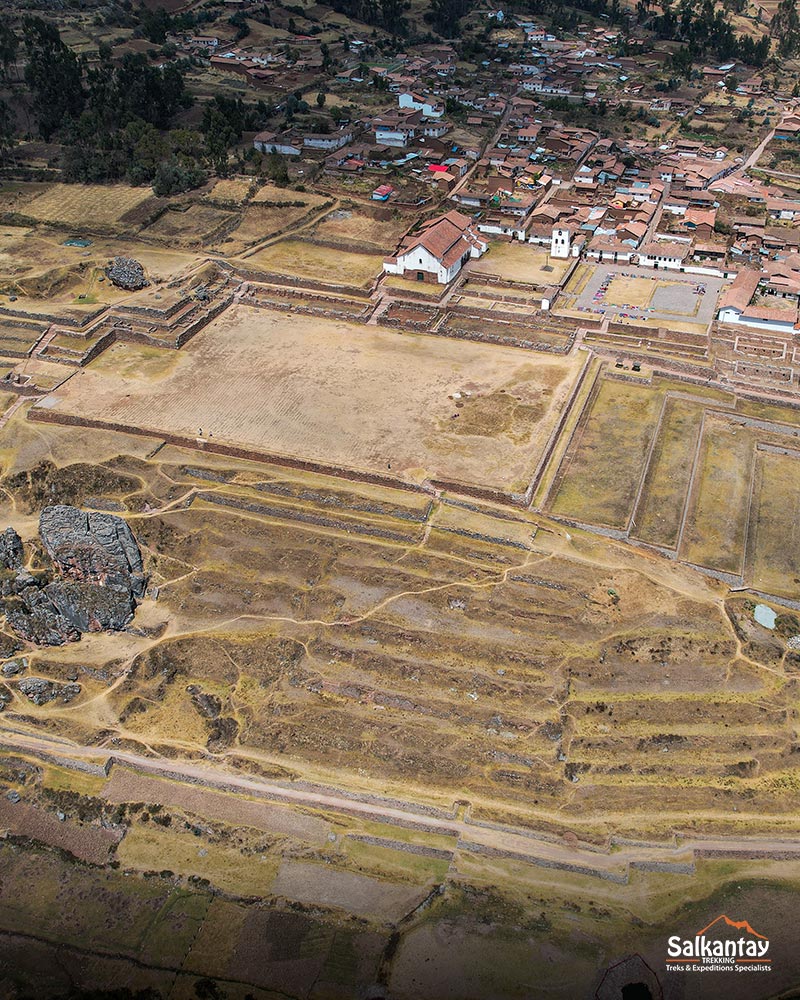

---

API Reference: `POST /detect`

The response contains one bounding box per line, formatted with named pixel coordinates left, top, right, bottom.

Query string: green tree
left=0, top=99, right=13, bottom=163
left=23, top=17, right=85, bottom=140
left=316, top=90, right=326, bottom=107
left=0, top=23, right=18, bottom=82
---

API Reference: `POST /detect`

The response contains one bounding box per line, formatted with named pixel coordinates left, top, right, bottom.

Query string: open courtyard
left=560, top=263, right=724, bottom=330
left=35, top=303, right=584, bottom=495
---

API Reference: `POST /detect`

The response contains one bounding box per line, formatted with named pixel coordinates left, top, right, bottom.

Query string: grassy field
left=631, top=397, right=705, bottom=548
left=245, top=238, right=383, bottom=287
left=311, top=209, right=410, bottom=253
left=144, top=203, right=237, bottom=244
left=117, top=822, right=280, bottom=897
left=20, top=183, right=157, bottom=229
left=43, top=303, right=582, bottom=494
left=680, top=415, right=755, bottom=574
left=549, top=376, right=663, bottom=527
left=469, top=242, right=571, bottom=284
left=748, top=450, right=800, bottom=596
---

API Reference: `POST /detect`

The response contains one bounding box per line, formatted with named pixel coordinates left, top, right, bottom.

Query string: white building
left=383, top=210, right=487, bottom=284
left=398, top=92, right=444, bottom=119
left=638, top=241, right=691, bottom=270
left=253, top=131, right=301, bottom=156
left=550, top=226, right=572, bottom=259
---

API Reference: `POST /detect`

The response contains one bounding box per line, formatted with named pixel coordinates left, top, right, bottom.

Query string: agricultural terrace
left=547, top=370, right=800, bottom=597
left=18, top=183, right=158, bottom=230
left=244, top=239, right=384, bottom=289
left=36, top=304, right=583, bottom=495
left=559, top=263, right=723, bottom=332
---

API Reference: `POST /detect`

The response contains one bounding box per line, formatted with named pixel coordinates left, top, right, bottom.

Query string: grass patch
left=632, top=397, right=704, bottom=548
left=680, top=415, right=754, bottom=574
left=748, top=450, right=800, bottom=597
left=117, top=823, right=279, bottom=897
left=549, top=376, right=663, bottom=528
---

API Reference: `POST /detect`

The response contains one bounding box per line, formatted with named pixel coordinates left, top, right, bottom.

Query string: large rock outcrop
left=0, top=507, right=146, bottom=646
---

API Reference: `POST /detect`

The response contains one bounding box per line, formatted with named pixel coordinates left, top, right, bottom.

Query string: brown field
left=549, top=376, right=663, bottom=527
left=631, top=397, right=705, bottom=548
left=748, top=450, right=800, bottom=596
left=144, top=203, right=237, bottom=244
left=102, top=767, right=330, bottom=844
left=469, top=242, right=571, bottom=284
left=38, top=304, right=582, bottom=494
left=220, top=204, right=322, bottom=252
left=245, top=239, right=383, bottom=287
left=19, top=183, right=158, bottom=229
left=270, top=859, right=428, bottom=921
left=311, top=209, right=410, bottom=253
left=204, top=178, right=254, bottom=205
left=680, top=414, right=755, bottom=574
left=0, top=796, right=121, bottom=864
left=251, top=183, right=330, bottom=208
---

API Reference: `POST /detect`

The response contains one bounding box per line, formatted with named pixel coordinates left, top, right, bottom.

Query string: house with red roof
left=383, top=211, right=487, bottom=284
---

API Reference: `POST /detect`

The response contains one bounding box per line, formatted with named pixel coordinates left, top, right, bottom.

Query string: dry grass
left=42, top=303, right=582, bottom=494
left=631, top=397, right=704, bottom=548
left=549, top=377, right=663, bottom=527
left=680, top=415, right=754, bottom=574
left=251, top=183, right=330, bottom=207
left=204, top=178, right=253, bottom=205
left=21, top=184, right=157, bottom=229
left=144, top=204, right=237, bottom=245
left=312, top=210, right=409, bottom=253
left=469, top=243, right=571, bottom=284
left=245, top=239, right=382, bottom=287
left=117, top=823, right=279, bottom=896
left=748, top=450, right=800, bottom=596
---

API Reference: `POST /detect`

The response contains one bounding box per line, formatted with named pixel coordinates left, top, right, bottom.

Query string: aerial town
left=0, top=0, right=799, bottom=998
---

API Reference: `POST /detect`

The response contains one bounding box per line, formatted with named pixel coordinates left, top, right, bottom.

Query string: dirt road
left=3, top=726, right=800, bottom=884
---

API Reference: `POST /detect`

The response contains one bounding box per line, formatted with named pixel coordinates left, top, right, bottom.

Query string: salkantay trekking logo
left=666, top=914, right=771, bottom=975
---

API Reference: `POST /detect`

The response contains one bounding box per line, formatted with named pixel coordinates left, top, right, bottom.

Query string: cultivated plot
left=748, top=450, right=800, bottom=597
left=37, top=304, right=583, bottom=495
left=245, top=239, right=383, bottom=288
left=548, top=376, right=663, bottom=528
left=680, top=414, right=755, bottom=575
left=631, top=397, right=705, bottom=548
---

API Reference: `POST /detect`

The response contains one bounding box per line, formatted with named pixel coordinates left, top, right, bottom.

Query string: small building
left=638, top=241, right=691, bottom=270
left=398, top=91, right=444, bottom=119
left=253, top=131, right=301, bottom=156
left=372, top=184, right=394, bottom=201
left=302, top=130, right=353, bottom=152
left=717, top=269, right=763, bottom=324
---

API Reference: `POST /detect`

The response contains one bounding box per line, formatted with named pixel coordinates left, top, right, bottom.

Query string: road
left=3, top=726, right=800, bottom=883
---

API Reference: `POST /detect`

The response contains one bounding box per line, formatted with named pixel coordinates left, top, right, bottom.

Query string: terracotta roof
left=640, top=241, right=691, bottom=260
left=741, top=304, right=798, bottom=322
left=719, top=270, right=761, bottom=312
left=397, top=210, right=484, bottom=266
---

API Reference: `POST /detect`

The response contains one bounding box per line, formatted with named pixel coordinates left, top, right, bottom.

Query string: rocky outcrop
left=1, top=506, right=145, bottom=646
left=17, top=676, right=81, bottom=705
left=39, top=506, right=145, bottom=598
left=0, top=528, right=23, bottom=571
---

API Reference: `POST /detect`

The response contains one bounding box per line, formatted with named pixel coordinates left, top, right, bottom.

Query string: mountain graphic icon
left=695, top=915, right=767, bottom=940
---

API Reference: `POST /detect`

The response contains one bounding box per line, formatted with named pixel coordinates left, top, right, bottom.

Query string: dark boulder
left=0, top=528, right=23, bottom=571
left=39, top=506, right=145, bottom=597
left=17, top=676, right=81, bottom=706
left=1, top=506, right=145, bottom=646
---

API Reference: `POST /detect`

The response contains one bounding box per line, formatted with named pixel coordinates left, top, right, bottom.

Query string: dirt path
left=4, top=727, right=800, bottom=882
